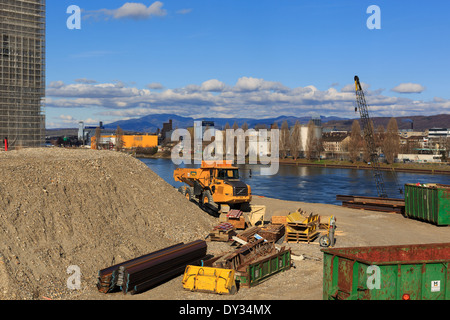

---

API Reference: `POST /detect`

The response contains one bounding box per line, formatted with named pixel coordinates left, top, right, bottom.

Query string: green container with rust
left=237, top=248, right=291, bottom=288
left=404, top=183, right=450, bottom=226
left=322, top=243, right=450, bottom=300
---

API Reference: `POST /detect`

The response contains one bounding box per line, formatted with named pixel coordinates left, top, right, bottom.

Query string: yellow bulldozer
left=174, top=161, right=252, bottom=214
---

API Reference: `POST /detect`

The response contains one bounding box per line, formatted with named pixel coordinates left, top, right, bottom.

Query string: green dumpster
left=237, top=248, right=291, bottom=288
left=404, top=183, right=450, bottom=226
left=322, top=243, right=450, bottom=300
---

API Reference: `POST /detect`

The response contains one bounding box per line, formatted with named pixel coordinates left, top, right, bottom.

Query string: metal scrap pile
left=204, top=237, right=292, bottom=288
left=97, top=240, right=207, bottom=295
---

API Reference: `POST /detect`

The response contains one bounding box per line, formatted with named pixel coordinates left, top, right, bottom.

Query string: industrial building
left=91, top=134, right=158, bottom=150
left=0, top=0, right=46, bottom=149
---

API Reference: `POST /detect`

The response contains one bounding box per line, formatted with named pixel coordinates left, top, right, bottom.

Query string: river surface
left=139, top=158, right=449, bottom=205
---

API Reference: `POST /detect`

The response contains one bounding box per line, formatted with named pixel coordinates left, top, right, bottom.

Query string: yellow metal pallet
left=182, top=265, right=237, bottom=295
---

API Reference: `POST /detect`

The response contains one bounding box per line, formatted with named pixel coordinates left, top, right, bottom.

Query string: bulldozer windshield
left=217, top=169, right=239, bottom=180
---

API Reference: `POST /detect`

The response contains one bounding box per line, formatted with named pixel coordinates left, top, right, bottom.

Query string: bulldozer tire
left=178, top=186, right=187, bottom=195
left=185, top=187, right=194, bottom=201
left=239, top=202, right=251, bottom=212
left=202, top=190, right=217, bottom=208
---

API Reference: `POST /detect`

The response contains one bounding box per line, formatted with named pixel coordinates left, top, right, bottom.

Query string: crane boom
left=354, top=75, right=388, bottom=198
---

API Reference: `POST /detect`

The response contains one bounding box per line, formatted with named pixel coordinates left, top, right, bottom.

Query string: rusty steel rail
left=97, top=240, right=207, bottom=295
left=336, top=195, right=405, bottom=214
left=204, top=238, right=277, bottom=270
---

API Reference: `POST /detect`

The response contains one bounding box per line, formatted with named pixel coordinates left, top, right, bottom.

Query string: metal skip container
left=322, top=243, right=450, bottom=300
left=404, top=183, right=450, bottom=226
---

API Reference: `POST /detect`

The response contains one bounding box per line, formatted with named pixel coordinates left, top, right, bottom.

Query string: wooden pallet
left=285, top=230, right=319, bottom=243
left=236, top=226, right=261, bottom=242
left=227, top=216, right=246, bottom=230
left=207, top=222, right=236, bottom=242
left=285, top=222, right=319, bottom=243
left=259, top=224, right=285, bottom=243
left=287, top=212, right=319, bottom=227
left=271, top=216, right=287, bottom=225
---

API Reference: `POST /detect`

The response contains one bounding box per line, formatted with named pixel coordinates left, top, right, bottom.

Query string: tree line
left=345, top=117, right=400, bottom=164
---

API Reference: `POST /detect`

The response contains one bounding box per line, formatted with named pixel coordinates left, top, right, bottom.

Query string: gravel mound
left=0, top=148, right=215, bottom=299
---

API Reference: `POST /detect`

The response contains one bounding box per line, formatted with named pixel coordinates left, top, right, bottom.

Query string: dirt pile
left=0, top=148, right=215, bottom=300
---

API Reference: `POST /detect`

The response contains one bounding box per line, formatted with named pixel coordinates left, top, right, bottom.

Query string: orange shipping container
left=91, top=135, right=158, bottom=149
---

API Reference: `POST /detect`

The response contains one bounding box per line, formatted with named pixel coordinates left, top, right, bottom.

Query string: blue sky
left=45, top=0, right=450, bottom=128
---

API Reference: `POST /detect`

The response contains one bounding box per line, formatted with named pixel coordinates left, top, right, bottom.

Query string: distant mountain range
left=47, top=113, right=449, bottom=136
left=103, top=113, right=449, bottom=133
left=323, top=114, right=450, bottom=132
left=103, top=114, right=347, bottom=133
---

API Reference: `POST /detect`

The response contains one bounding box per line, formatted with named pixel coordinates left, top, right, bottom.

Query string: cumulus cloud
left=85, top=1, right=167, bottom=21
left=75, top=78, right=97, bottom=84
left=201, top=79, right=227, bottom=92
left=341, top=82, right=370, bottom=93
left=391, top=83, right=425, bottom=94
left=146, top=82, right=164, bottom=90
left=234, top=77, right=288, bottom=92
left=58, top=115, right=75, bottom=121
left=49, top=81, right=65, bottom=89
left=45, top=77, right=450, bottom=125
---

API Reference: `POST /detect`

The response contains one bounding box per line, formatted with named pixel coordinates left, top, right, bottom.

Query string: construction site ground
left=0, top=148, right=449, bottom=301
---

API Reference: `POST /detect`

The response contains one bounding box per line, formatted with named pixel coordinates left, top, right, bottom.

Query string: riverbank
left=1, top=148, right=448, bottom=301
left=138, top=151, right=450, bottom=175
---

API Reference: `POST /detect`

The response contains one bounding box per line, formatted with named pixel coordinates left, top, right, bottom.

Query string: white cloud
left=85, top=1, right=167, bottom=21
left=58, top=114, right=75, bottom=121
left=45, top=77, right=450, bottom=122
left=201, top=79, right=226, bottom=92
left=341, top=82, right=370, bottom=93
left=146, top=82, right=164, bottom=90
left=75, top=78, right=97, bottom=84
left=49, top=81, right=65, bottom=89
left=391, top=83, right=425, bottom=94
left=234, top=77, right=288, bottom=92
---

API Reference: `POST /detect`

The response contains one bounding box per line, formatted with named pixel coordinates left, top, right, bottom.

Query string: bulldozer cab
left=216, top=168, right=239, bottom=180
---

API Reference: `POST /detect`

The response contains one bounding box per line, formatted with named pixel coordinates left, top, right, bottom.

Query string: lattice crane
left=354, top=75, right=388, bottom=198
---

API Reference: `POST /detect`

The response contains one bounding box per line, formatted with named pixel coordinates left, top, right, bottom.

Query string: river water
left=138, top=158, right=449, bottom=205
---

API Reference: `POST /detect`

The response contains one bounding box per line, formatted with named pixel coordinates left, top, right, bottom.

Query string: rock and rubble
left=0, top=148, right=449, bottom=301
left=0, top=148, right=215, bottom=299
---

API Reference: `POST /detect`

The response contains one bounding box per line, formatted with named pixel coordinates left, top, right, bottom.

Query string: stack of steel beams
left=336, top=195, right=405, bottom=213
left=203, top=239, right=292, bottom=288
left=97, top=240, right=207, bottom=295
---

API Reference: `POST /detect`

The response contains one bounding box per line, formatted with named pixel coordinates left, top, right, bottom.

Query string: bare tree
left=115, top=126, right=124, bottom=151
left=441, top=137, right=450, bottom=161
left=376, top=125, right=385, bottom=147
left=280, top=121, right=290, bottom=158
left=348, top=120, right=361, bottom=163
left=382, top=118, right=400, bottom=164
left=289, top=121, right=302, bottom=160
left=95, top=127, right=101, bottom=150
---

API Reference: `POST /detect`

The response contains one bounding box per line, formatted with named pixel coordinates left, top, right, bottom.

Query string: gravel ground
left=1, top=148, right=449, bottom=302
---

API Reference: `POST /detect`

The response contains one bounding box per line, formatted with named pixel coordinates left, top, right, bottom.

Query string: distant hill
left=103, top=114, right=346, bottom=133
left=47, top=113, right=449, bottom=135
left=323, top=114, right=450, bottom=132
